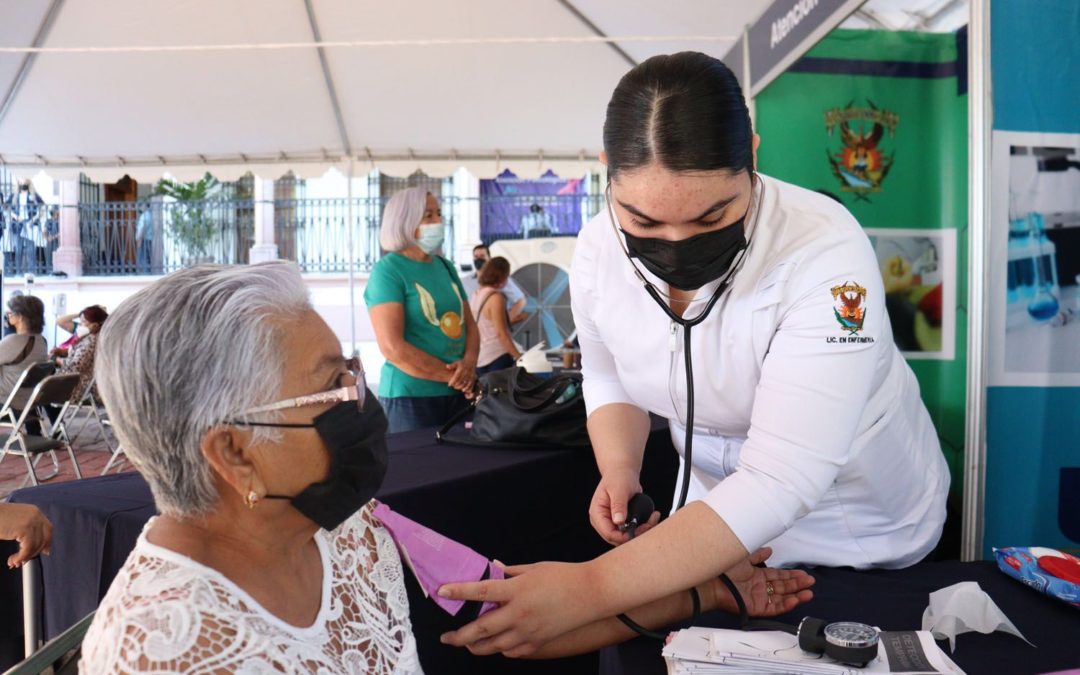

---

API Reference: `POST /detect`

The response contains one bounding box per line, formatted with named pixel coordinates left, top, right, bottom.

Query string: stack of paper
left=662, top=627, right=966, bottom=675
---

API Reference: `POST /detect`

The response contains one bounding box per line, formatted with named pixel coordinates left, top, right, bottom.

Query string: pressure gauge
left=798, top=617, right=879, bottom=667
left=824, top=622, right=880, bottom=666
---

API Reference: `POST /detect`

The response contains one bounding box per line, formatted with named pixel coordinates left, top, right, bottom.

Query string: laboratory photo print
left=868, top=228, right=957, bottom=360
left=990, top=133, right=1080, bottom=384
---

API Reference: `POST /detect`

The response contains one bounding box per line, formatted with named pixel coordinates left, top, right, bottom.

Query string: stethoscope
left=604, top=171, right=763, bottom=514
left=605, top=174, right=880, bottom=667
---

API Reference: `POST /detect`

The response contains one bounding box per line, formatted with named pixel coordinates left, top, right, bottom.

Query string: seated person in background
left=0, top=502, right=52, bottom=569
left=0, top=295, right=48, bottom=409
left=519, top=203, right=554, bottom=238
left=469, top=256, right=522, bottom=376
left=49, top=309, right=87, bottom=359
left=82, top=262, right=812, bottom=672
left=55, top=305, right=107, bottom=402
left=464, top=244, right=528, bottom=325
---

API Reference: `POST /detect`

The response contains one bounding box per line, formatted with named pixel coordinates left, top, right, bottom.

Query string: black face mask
left=621, top=218, right=747, bottom=291
left=473, top=257, right=486, bottom=271
left=265, top=393, right=389, bottom=531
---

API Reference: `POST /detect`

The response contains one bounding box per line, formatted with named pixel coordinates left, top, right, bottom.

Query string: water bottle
left=1006, top=218, right=1036, bottom=303
left=555, top=382, right=577, bottom=405
left=1026, top=213, right=1060, bottom=322
left=1033, top=214, right=1060, bottom=293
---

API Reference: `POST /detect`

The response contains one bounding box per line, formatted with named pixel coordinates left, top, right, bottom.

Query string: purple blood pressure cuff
left=373, top=502, right=503, bottom=618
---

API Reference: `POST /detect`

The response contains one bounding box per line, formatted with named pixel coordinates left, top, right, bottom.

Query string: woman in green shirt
left=365, top=187, right=480, bottom=433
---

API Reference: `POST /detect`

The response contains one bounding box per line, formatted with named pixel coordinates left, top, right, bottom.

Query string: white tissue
left=921, top=581, right=1034, bottom=652
left=516, top=343, right=551, bottom=373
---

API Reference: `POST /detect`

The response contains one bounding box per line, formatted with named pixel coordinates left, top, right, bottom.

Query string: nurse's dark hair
left=603, top=52, right=753, bottom=178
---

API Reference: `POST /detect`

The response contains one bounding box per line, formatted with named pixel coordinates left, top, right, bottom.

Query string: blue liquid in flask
left=1028, top=293, right=1060, bottom=321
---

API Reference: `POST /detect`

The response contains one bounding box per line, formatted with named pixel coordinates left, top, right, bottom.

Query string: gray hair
left=95, top=262, right=311, bottom=518
left=379, top=186, right=429, bottom=252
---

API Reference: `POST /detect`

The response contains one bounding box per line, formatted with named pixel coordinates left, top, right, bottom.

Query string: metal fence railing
left=72, top=191, right=606, bottom=277
left=80, top=199, right=254, bottom=276
left=274, top=198, right=382, bottom=274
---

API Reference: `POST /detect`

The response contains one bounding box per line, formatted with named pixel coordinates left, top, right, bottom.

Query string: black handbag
left=436, top=366, right=590, bottom=449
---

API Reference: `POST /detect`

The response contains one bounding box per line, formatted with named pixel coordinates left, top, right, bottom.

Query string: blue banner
left=479, top=169, right=585, bottom=240
left=985, top=0, right=1080, bottom=557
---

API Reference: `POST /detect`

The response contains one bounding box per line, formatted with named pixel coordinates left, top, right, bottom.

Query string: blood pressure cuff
left=994, top=546, right=1080, bottom=609
left=372, top=502, right=503, bottom=623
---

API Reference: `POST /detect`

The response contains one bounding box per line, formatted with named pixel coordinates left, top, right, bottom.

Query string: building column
left=249, top=177, right=279, bottom=263
left=51, top=179, right=82, bottom=277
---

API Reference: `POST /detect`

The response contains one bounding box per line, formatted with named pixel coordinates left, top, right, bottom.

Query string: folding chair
left=5, top=604, right=93, bottom=675
left=53, top=377, right=115, bottom=453
left=0, top=373, right=82, bottom=486
left=0, top=362, right=54, bottom=476
left=98, top=419, right=127, bottom=475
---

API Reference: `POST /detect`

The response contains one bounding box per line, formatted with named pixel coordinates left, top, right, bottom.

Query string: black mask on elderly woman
left=262, top=392, right=389, bottom=531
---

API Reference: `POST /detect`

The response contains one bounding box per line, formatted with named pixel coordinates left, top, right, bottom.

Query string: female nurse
left=439, top=51, right=948, bottom=658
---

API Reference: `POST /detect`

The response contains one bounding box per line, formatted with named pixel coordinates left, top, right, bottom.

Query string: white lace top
left=80, top=505, right=422, bottom=674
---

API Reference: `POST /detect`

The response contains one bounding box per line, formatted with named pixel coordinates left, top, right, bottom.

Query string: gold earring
left=245, top=490, right=259, bottom=509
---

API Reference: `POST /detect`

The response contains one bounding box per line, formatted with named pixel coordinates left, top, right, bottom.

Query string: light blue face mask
left=416, top=222, right=445, bottom=254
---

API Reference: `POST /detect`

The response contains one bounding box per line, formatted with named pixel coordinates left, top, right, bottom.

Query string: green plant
left=154, top=173, right=221, bottom=260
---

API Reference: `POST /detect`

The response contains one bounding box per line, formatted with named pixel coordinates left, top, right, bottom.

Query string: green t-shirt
left=364, top=253, right=468, bottom=398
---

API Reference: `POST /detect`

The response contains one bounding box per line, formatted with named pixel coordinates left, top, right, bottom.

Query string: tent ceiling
left=0, top=0, right=965, bottom=180
left=0, top=0, right=766, bottom=178
left=844, top=0, right=968, bottom=32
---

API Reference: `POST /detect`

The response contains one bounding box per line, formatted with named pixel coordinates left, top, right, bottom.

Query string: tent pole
left=0, top=0, right=65, bottom=128
left=347, top=158, right=357, bottom=357
left=962, top=0, right=991, bottom=562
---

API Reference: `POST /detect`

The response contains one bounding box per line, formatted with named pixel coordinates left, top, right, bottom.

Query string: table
left=1, top=419, right=678, bottom=674
left=600, top=560, right=1080, bottom=675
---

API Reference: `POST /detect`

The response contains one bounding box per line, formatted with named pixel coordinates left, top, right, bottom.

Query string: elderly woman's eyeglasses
left=234, top=357, right=367, bottom=425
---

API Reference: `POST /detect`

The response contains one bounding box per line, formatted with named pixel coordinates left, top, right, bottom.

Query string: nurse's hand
left=590, top=472, right=660, bottom=546
left=439, top=560, right=591, bottom=658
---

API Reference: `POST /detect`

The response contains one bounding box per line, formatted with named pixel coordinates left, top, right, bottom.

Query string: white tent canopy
left=0, top=0, right=965, bottom=181
left=0, top=0, right=767, bottom=180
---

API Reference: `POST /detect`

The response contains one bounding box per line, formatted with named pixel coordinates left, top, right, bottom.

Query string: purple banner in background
left=479, top=169, right=585, bottom=239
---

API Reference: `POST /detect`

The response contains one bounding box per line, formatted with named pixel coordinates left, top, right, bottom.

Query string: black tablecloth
left=1, top=419, right=678, bottom=674
left=600, top=559, right=1080, bottom=675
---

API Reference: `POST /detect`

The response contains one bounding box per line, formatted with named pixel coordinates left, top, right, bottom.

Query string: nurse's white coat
left=571, top=174, right=949, bottom=569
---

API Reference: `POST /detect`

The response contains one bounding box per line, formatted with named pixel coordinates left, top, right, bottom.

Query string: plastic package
left=994, top=546, right=1080, bottom=609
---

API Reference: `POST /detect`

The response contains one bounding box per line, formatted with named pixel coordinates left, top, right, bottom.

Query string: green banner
left=755, top=29, right=969, bottom=513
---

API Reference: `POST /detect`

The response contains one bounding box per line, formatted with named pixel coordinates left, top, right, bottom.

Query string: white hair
left=95, top=261, right=311, bottom=518
left=379, top=187, right=429, bottom=252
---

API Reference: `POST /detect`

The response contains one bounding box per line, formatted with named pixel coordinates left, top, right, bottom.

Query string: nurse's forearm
left=587, top=403, right=651, bottom=477
left=584, top=502, right=749, bottom=620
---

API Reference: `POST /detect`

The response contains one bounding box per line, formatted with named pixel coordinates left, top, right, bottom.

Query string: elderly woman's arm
left=369, top=303, right=454, bottom=383
left=0, top=503, right=52, bottom=568
left=446, top=303, right=480, bottom=394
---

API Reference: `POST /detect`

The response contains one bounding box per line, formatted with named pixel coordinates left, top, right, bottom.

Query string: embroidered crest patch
left=831, top=282, right=867, bottom=335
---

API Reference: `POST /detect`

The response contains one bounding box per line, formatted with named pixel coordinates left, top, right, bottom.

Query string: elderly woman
left=0, top=294, right=48, bottom=407
left=81, top=263, right=423, bottom=672
left=364, top=188, right=480, bottom=433
left=81, top=262, right=811, bottom=671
